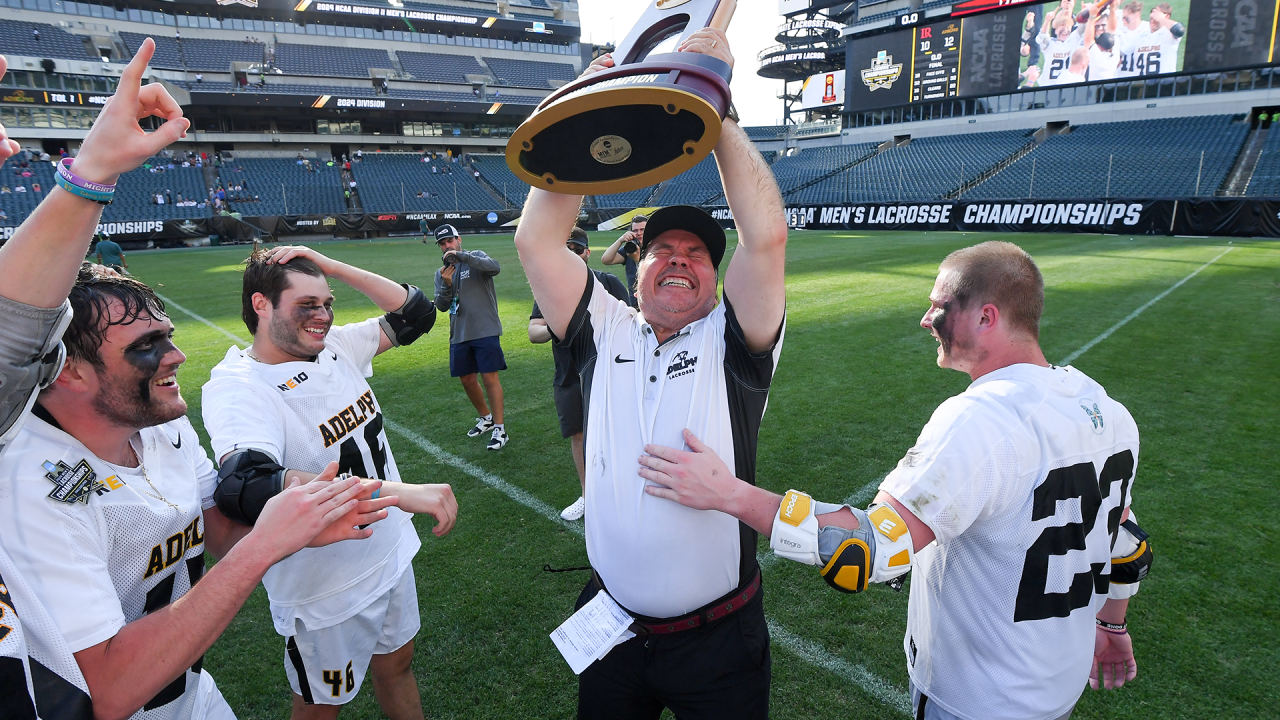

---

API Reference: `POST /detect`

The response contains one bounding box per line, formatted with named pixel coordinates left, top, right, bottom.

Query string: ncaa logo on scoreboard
left=861, top=51, right=903, bottom=92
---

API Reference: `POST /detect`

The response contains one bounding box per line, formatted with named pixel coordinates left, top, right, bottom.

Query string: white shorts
left=194, top=669, right=237, bottom=720
left=283, top=566, right=420, bottom=706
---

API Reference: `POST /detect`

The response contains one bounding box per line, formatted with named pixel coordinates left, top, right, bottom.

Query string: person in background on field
left=599, top=214, right=646, bottom=306
left=432, top=224, right=508, bottom=451
left=528, top=227, right=629, bottom=522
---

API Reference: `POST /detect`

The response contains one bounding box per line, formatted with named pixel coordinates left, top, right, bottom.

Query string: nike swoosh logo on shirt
left=171, top=434, right=182, bottom=449
left=614, top=355, right=635, bottom=364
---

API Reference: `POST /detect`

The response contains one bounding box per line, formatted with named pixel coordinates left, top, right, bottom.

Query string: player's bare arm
left=698, top=30, right=789, bottom=352
left=73, top=474, right=368, bottom=720
left=529, top=317, right=552, bottom=343
left=0, top=39, right=187, bottom=309
left=642, top=428, right=934, bottom=593
left=204, top=460, right=396, bottom=558
left=513, top=190, right=588, bottom=340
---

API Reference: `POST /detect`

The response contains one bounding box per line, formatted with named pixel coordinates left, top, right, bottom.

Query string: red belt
left=600, top=570, right=761, bottom=636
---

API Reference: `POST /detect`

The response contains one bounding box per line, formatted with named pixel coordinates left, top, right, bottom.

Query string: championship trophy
left=505, top=0, right=736, bottom=195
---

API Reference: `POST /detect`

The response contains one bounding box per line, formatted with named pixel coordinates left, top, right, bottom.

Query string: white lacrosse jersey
left=202, top=318, right=419, bottom=636
left=1115, top=25, right=1151, bottom=76
left=1, top=542, right=92, bottom=720
left=880, top=364, right=1140, bottom=720
left=1088, top=44, right=1120, bottom=81
left=560, top=277, right=785, bottom=619
left=1128, top=27, right=1179, bottom=76
left=0, top=412, right=218, bottom=720
left=1037, top=29, right=1083, bottom=85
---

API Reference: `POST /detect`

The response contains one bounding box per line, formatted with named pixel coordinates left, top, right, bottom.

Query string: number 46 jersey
left=202, top=319, right=419, bottom=637
left=880, top=363, right=1139, bottom=720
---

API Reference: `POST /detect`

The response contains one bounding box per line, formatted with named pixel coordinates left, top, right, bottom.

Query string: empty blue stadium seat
left=217, top=158, right=347, bottom=216
left=275, top=43, right=392, bottom=79
left=351, top=154, right=500, bottom=212
left=486, top=57, right=576, bottom=88
left=399, top=51, right=490, bottom=84
left=0, top=21, right=96, bottom=62
left=121, top=32, right=264, bottom=72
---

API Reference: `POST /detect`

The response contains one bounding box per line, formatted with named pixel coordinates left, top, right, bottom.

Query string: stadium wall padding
left=764, top=200, right=1280, bottom=237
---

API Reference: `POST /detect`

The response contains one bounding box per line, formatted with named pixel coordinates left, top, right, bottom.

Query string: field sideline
left=122, top=230, right=1278, bottom=719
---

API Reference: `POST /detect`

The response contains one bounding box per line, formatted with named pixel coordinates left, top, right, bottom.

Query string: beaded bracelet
left=55, top=158, right=115, bottom=205
left=1096, top=618, right=1127, bottom=634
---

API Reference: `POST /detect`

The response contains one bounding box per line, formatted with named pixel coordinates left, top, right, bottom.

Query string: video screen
left=844, top=0, right=1280, bottom=111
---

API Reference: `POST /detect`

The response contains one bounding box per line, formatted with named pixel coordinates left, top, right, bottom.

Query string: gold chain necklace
left=127, top=440, right=181, bottom=513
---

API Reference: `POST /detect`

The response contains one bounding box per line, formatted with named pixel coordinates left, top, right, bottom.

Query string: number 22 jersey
left=879, top=363, right=1140, bottom=720
left=202, top=319, right=419, bottom=636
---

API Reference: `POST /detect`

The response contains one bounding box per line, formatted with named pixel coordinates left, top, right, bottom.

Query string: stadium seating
left=0, top=21, right=96, bottom=61
left=799, top=131, right=1032, bottom=204
left=595, top=187, right=659, bottom=210
left=1244, top=129, right=1280, bottom=196
left=0, top=156, right=58, bottom=226
left=471, top=155, right=529, bottom=207
left=103, top=157, right=212, bottom=222
left=217, top=158, right=347, bottom=216
left=485, top=57, right=576, bottom=87
left=183, top=80, right=491, bottom=103
left=398, top=51, right=490, bottom=84
left=274, top=43, right=392, bottom=79
left=770, top=143, right=880, bottom=204
left=351, top=154, right=499, bottom=212
left=121, top=32, right=264, bottom=71
left=967, top=115, right=1248, bottom=199
left=744, top=126, right=788, bottom=141
left=656, top=154, right=726, bottom=206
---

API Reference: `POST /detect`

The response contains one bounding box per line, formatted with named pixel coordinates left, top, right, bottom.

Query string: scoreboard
left=909, top=21, right=962, bottom=103
left=844, top=0, right=1280, bottom=114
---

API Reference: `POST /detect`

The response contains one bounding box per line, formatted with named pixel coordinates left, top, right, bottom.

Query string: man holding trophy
left=511, top=14, right=790, bottom=716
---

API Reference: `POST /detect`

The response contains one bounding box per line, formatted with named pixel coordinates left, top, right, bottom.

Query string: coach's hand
left=677, top=27, right=733, bottom=71
left=391, top=483, right=457, bottom=537
left=579, top=52, right=614, bottom=79
left=1090, top=627, right=1137, bottom=690
left=70, top=38, right=189, bottom=186
left=640, top=428, right=741, bottom=512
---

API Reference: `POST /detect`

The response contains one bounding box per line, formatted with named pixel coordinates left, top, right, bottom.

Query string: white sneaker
left=560, top=496, right=585, bottom=521
left=467, top=417, right=494, bottom=438
left=486, top=427, right=508, bottom=451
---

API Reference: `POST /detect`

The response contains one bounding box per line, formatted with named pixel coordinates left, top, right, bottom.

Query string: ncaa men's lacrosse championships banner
left=772, top=199, right=1280, bottom=236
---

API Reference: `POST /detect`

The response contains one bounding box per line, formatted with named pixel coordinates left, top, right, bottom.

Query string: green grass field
left=124, top=230, right=1279, bottom=719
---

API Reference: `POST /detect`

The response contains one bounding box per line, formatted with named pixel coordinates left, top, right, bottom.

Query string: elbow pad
left=1170, top=21, right=1185, bottom=38
left=1109, top=516, right=1152, bottom=598
left=214, top=449, right=286, bottom=525
left=379, top=284, right=436, bottom=347
left=770, top=490, right=915, bottom=594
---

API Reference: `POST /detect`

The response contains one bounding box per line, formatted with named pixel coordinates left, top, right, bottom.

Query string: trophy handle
left=615, top=0, right=738, bottom=66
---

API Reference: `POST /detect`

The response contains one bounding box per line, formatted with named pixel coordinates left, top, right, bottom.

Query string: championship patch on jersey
left=42, top=459, right=102, bottom=504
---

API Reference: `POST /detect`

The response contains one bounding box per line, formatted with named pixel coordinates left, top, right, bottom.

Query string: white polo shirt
left=561, top=277, right=785, bottom=619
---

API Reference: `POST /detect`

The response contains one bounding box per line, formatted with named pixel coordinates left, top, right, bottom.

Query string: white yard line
left=1058, top=247, right=1234, bottom=366
left=161, top=297, right=915, bottom=716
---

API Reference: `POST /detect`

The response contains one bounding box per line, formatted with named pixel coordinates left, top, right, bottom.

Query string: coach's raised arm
left=514, top=29, right=787, bottom=348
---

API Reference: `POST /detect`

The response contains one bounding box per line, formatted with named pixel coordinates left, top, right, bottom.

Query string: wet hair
left=66, top=263, right=167, bottom=370
left=938, top=241, right=1044, bottom=340
left=241, top=247, right=325, bottom=335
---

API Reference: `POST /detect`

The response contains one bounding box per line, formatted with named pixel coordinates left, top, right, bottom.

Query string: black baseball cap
left=567, top=226, right=589, bottom=249
left=434, top=224, right=460, bottom=244
left=640, top=206, right=726, bottom=270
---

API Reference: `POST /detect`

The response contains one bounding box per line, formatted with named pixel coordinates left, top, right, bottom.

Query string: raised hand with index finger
left=69, top=37, right=191, bottom=186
